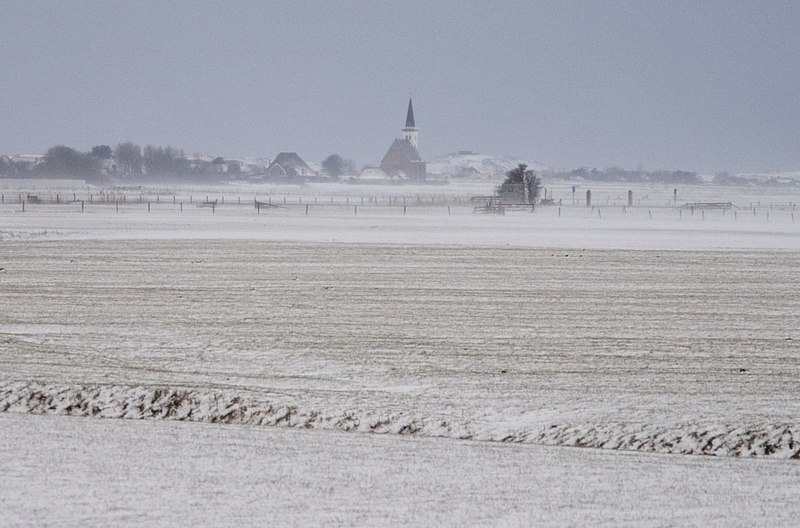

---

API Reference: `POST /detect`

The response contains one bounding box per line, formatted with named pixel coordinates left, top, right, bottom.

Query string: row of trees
left=1, top=143, right=359, bottom=183
left=0, top=143, right=248, bottom=184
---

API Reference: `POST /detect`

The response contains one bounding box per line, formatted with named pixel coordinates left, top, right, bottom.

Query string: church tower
left=380, top=97, right=426, bottom=182
left=402, top=98, right=419, bottom=149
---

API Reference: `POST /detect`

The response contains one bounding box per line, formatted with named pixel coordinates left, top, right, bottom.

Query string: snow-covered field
left=4, top=412, right=800, bottom=527
left=1, top=180, right=798, bottom=250
left=1, top=181, right=799, bottom=525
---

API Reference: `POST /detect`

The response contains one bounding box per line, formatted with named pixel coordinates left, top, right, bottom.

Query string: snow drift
left=2, top=380, right=798, bottom=459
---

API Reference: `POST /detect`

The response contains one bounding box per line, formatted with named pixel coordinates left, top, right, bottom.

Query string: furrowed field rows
left=1, top=240, right=799, bottom=455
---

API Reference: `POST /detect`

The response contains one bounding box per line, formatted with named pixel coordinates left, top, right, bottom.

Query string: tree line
left=1, top=143, right=361, bottom=184
left=0, top=143, right=245, bottom=184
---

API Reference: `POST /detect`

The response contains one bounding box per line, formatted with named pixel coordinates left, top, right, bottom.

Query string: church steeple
left=405, top=98, right=416, bottom=128
left=402, top=97, right=419, bottom=149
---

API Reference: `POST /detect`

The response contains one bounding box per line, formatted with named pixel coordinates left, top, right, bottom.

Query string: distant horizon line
left=4, top=147, right=798, bottom=177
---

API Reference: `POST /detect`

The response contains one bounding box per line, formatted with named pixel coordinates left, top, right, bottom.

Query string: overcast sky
left=2, top=1, right=799, bottom=173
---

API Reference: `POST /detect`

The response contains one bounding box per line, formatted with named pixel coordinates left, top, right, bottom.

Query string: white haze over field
left=1, top=181, right=798, bottom=251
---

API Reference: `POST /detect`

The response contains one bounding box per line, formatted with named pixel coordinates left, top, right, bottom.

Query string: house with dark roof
left=266, top=152, right=317, bottom=181
left=379, top=99, right=427, bottom=182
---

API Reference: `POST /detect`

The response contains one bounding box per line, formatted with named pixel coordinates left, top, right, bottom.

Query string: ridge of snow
left=427, top=152, right=549, bottom=178
left=3, top=380, right=798, bottom=459
left=734, top=170, right=800, bottom=183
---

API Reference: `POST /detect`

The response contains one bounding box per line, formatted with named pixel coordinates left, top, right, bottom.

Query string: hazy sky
left=2, top=1, right=799, bottom=173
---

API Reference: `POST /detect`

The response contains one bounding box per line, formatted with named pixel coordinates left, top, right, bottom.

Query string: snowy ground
left=1, top=181, right=799, bottom=524
left=2, top=240, right=798, bottom=455
left=3, top=413, right=800, bottom=527
left=1, top=181, right=798, bottom=251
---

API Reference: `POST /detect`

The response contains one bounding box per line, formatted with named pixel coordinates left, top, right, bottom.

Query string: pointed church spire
left=405, top=98, right=416, bottom=128
left=402, top=97, right=419, bottom=150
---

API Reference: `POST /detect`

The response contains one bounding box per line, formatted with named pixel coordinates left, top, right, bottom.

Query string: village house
left=266, top=152, right=317, bottom=181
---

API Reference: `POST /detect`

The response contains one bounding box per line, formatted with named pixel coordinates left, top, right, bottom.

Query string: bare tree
left=114, top=142, right=143, bottom=178
left=497, top=164, right=541, bottom=204
left=39, top=145, right=100, bottom=180
left=91, top=145, right=113, bottom=159
left=322, top=154, right=355, bottom=180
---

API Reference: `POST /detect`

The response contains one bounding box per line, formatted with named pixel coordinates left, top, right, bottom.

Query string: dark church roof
left=405, top=98, right=416, bottom=128
left=382, top=138, right=422, bottom=164
left=380, top=138, right=426, bottom=180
